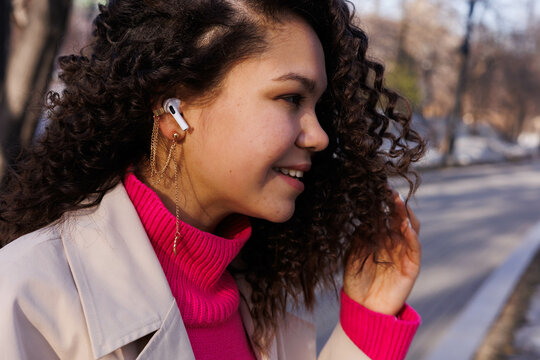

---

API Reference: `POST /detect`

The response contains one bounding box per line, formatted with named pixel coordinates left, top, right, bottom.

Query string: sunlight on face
left=179, top=15, right=329, bottom=230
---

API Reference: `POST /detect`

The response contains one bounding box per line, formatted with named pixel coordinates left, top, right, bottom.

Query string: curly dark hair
left=0, top=0, right=424, bottom=350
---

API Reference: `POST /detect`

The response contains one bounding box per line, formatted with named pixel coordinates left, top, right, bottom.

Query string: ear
left=153, top=98, right=189, bottom=141
left=156, top=112, right=188, bottom=141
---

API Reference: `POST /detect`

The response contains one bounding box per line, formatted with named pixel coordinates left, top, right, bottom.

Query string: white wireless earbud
left=163, top=98, right=189, bottom=131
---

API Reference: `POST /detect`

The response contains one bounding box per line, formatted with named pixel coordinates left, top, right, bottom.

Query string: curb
left=424, top=221, right=540, bottom=360
left=414, top=154, right=537, bottom=172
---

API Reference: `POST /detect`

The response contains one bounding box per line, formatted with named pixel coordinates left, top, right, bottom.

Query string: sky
left=72, top=0, right=540, bottom=35
left=350, top=0, right=540, bottom=34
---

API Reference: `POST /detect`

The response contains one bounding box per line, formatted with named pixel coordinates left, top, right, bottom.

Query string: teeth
left=275, top=168, right=304, bottom=179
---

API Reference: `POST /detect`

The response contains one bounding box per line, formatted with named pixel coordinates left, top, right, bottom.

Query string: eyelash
left=280, top=94, right=305, bottom=107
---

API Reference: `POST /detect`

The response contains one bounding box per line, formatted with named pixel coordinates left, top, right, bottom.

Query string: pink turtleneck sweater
left=124, top=173, right=420, bottom=360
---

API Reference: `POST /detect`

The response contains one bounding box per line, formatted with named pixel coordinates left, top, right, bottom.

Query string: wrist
left=342, top=285, right=402, bottom=316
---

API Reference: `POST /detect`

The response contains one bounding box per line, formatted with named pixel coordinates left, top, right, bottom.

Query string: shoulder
left=0, top=224, right=92, bottom=358
left=0, top=222, right=80, bottom=309
left=1, top=224, right=65, bottom=279
left=0, top=224, right=73, bottom=292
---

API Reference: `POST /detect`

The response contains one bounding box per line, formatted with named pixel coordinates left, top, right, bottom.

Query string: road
left=313, top=159, right=540, bottom=359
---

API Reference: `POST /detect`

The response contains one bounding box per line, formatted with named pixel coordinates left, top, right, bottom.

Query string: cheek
left=255, top=115, right=298, bottom=150
left=232, top=120, right=291, bottom=157
left=199, top=106, right=296, bottom=172
left=215, top=139, right=278, bottom=191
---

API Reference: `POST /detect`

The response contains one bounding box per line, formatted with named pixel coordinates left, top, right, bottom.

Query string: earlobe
left=155, top=114, right=187, bottom=141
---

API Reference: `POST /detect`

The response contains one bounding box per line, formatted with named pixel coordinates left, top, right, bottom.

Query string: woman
left=0, top=0, right=425, bottom=359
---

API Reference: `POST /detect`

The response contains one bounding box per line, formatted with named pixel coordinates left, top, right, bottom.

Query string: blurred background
left=2, top=1, right=540, bottom=359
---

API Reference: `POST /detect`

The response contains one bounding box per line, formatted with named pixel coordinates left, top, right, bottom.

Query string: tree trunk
left=0, top=0, right=72, bottom=176
left=441, top=0, right=477, bottom=165
left=396, top=0, right=410, bottom=65
left=0, top=0, right=11, bottom=176
left=0, top=0, right=10, bottom=95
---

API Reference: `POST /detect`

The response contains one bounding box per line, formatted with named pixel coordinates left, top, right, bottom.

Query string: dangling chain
left=151, top=114, right=181, bottom=255
left=151, top=115, right=176, bottom=185
left=150, top=115, right=160, bottom=178
left=172, top=133, right=181, bottom=255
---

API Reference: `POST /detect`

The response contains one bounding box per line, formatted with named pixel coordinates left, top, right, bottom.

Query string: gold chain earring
left=150, top=114, right=177, bottom=185
left=150, top=114, right=160, bottom=179
left=172, top=133, right=181, bottom=255
left=149, top=112, right=182, bottom=255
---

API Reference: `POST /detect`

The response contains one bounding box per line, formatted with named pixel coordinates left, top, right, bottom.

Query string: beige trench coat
left=0, top=184, right=369, bottom=360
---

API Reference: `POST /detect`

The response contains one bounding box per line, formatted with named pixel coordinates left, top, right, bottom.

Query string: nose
left=295, top=112, right=329, bottom=152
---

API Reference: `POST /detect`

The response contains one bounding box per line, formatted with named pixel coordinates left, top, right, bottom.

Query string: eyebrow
left=272, top=73, right=319, bottom=93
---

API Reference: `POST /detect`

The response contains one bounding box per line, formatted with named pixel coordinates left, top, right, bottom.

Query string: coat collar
left=57, top=182, right=316, bottom=360
left=59, top=183, right=179, bottom=358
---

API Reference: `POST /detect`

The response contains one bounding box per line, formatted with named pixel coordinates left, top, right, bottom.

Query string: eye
left=279, top=94, right=305, bottom=107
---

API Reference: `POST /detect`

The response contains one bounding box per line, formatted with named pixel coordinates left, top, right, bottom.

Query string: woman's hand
left=343, top=191, right=421, bottom=316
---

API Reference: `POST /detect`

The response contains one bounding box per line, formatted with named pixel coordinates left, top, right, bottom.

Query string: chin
left=262, top=205, right=296, bottom=223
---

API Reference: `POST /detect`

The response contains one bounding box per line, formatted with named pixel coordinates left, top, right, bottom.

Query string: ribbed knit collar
left=124, top=173, right=252, bottom=325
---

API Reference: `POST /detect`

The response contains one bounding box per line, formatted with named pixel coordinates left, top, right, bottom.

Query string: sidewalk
left=423, top=221, right=540, bottom=360
left=507, top=278, right=540, bottom=359
left=476, top=248, right=540, bottom=360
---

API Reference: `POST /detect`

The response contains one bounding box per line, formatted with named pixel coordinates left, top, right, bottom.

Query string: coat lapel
left=238, top=293, right=277, bottom=360
left=237, top=279, right=317, bottom=360
left=60, top=184, right=190, bottom=359
left=136, top=301, right=195, bottom=360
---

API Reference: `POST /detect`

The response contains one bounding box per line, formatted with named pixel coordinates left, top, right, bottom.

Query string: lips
left=274, top=167, right=304, bottom=179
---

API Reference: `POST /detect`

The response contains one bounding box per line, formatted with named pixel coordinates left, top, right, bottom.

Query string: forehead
left=262, top=17, right=327, bottom=86
left=221, top=15, right=327, bottom=93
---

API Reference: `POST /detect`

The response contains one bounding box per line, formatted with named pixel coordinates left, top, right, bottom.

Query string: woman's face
left=179, top=15, right=328, bottom=230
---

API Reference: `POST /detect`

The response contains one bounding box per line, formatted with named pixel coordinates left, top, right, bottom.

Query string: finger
left=389, top=191, right=410, bottom=233
left=379, top=193, right=408, bottom=262
left=393, top=191, right=420, bottom=235
left=403, top=219, right=421, bottom=252
left=407, top=205, right=420, bottom=235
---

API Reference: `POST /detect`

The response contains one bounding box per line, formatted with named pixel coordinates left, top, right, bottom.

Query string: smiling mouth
left=273, top=167, right=304, bottom=180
